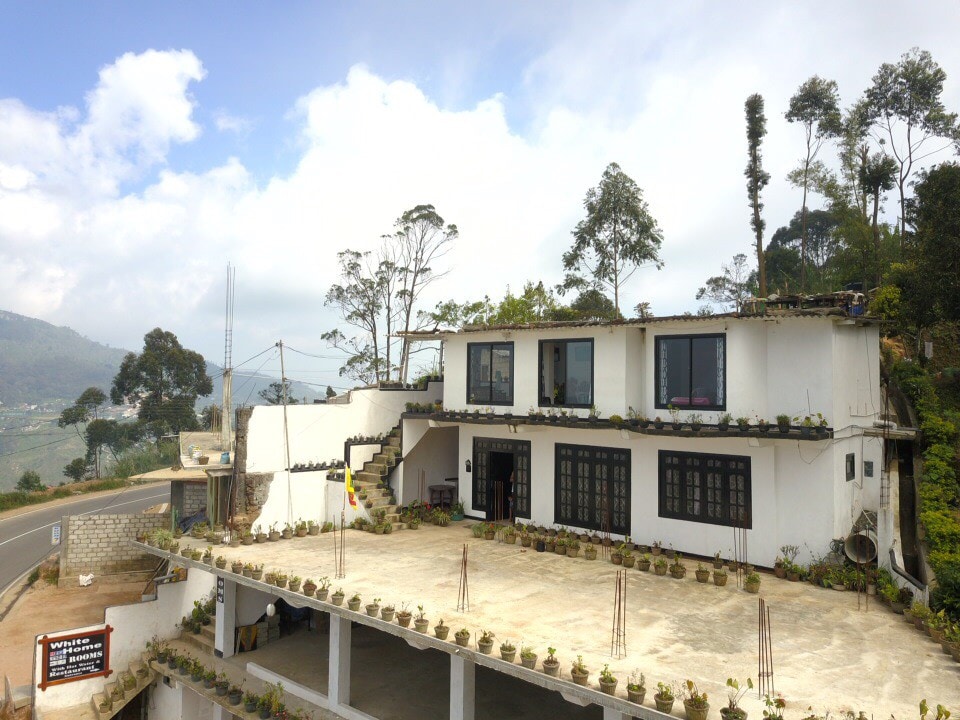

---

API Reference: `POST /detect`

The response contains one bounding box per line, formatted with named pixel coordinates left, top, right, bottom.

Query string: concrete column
left=328, top=613, right=352, bottom=707
left=449, top=654, right=475, bottom=720
left=211, top=703, right=231, bottom=720
left=214, top=576, right=236, bottom=658
left=602, top=708, right=631, bottom=720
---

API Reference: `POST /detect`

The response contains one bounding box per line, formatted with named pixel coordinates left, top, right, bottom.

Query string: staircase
left=89, top=657, right=154, bottom=719
left=353, top=427, right=404, bottom=531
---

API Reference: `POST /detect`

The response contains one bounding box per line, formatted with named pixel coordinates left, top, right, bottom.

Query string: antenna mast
left=220, top=263, right=235, bottom=451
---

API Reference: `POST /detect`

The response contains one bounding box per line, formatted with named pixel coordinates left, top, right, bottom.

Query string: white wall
left=399, top=425, right=460, bottom=506
left=33, top=568, right=214, bottom=713
left=832, top=322, right=882, bottom=430
left=246, top=383, right=441, bottom=530
left=455, top=422, right=844, bottom=567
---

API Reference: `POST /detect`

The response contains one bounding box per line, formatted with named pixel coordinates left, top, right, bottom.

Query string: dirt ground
left=0, top=578, right=144, bottom=686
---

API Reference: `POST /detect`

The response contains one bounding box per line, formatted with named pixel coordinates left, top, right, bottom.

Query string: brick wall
left=59, top=512, right=171, bottom=581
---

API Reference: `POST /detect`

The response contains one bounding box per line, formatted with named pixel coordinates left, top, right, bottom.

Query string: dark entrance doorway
left=471, top=438, right=531, bottom=520
left=488, top=451, right=513, bottom=521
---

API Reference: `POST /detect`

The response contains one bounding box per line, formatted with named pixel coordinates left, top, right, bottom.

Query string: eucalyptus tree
left=860, top=154, right=899, bottom=287
left=560, top=162, right=663, bottom=316
left=745, top=94, right=770, bottom=298
left=696, top=253, right=758, bottom=312
left=786, top=76, right=841, bottom=290
left=865, top=48, right=959, bottom=241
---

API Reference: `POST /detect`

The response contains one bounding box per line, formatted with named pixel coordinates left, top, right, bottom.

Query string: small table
left=428, top=484, right=455, bottom=508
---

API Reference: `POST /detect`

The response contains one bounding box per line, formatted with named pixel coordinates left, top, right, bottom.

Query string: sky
left=1, top=1, right=959, bottom=395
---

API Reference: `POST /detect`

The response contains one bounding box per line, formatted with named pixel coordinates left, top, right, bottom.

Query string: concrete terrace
left=154, top=525, right=958, bottom=719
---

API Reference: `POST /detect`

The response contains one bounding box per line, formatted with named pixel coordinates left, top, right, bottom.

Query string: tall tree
left=63, top=457, right=88, bottom=483
left=696, top=253, right=758, bottom=312
left=560, top=162, right=663, bottom=315
left=392, top=205, right=457, bottom=382
left=16, top=470, right=44, bottom=493
left=768, top=209, right=841, bottom=292
left=785, top=76, right=841, bottom=290
left=859, top=153, right=899, bottom=288
left=110, top=328, right=213, bottom=440
left=324, top=250, right=388, bottom=384
left=258, top=381, right=299, bottom=405
left=865, top=48, right=960, bottom=241
left=906, top=163, right=960, bottom=324
left=58, top=387, right=107, bottom=442
left=745, top=94, right=770, bottom=298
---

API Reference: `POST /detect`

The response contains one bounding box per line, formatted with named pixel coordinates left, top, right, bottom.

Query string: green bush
left=919, top=510, right=960, bottom=553
left=921, top=415, right=959, bottom=445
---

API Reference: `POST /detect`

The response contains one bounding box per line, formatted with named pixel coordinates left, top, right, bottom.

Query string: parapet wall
left=58, top=512, right=170, bottom=584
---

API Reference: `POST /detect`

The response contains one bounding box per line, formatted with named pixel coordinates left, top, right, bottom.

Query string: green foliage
left=696, top=253, right=757, bottom=312
left=63, top=457, right=88, bottom=482
left=110, top=328, right=212, bottom=439
left=560, top=162, right=663, bottom=315
left=112, top=441, right=179, bottom=479
left=16, top=470, right=44, bottom=492
left=258, top=381, right=299, bottom=405
left=745, top=93, right=770, bottom=297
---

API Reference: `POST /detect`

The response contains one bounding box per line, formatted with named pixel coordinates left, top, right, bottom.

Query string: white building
left=396, top=310, right=897, bottom=568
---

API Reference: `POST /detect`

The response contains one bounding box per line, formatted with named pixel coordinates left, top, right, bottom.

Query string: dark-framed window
left=555, top=444, right=630, bottom=534
left=467, top=342, right=514, bottom=405
left=658, top=450, right=751, bottom=528
left=655, top=334, right=726, bottom=410
left=471, top=437, right=531, bottom=518
left=539, top=339, right=593, bottom=408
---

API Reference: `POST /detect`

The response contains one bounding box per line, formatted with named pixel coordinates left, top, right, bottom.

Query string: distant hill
left=0, top=310, right=129, bottom=406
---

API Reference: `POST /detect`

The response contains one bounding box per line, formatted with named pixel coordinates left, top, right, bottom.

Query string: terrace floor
left=174, top=524, right=958, bottom=718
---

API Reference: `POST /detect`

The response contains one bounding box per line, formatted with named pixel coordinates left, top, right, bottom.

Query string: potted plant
left=213, top=554, right=227, bottom=570
left=620, top=545, right=635, bottom=568
left=757, top=417, right=770, bottom=433
left=275, top=572, right=288, bottom=589
left=683, top=680, right=709, bottom=720
left=717, top=412, right=732, bottom=431
left=542, top=647, right=560, bottom=676
left=736, top=416, right=751, bottom=432
left=627, top=670, right=646, bottom=704
left=381, top=603, right=396, bottom=622
left=670, top=553, right=686, bottom=579
left=302, top=578, right=317, bottom=597
left=500, top=639, right=516, bottom=663
left=520, top=645, right=538, bottom=669
left=347, top=592, right=362, bottom=611
left=434, top=618, right=449, bottom=640
left=654, top=556, right=669, bottom=576
left=503, top=525, right=517, bottom=544
left=651, top=539, right=663, bottom=556
left=231, top=559, right=243, bottom=574
left=722, top=677, right=753, bottom=720
left=397, top=603, right=412, bottom=628
left=745, top=571, right=761, bottom=593
left=478, top=629, right=495, bottom=654
left=202, top=669, right=216, bottom=689
left=451, top=500, right=465, bottom=521
left=414, top=605, right=429, bottom=633
left=454, top=627, right=470, bottom=647
left=483, top=523, right=496, bottom=540
left=251, top=564, right=263, bottom=581
left=654, top=681, right=676, bottom=713
left=584, top=544, right=598, bottom=561
left=214, top=673, right=229, bottom=696
left=331, top=588, right=345, bottom=606
left=763, top=693, right=785, bottom=720
left=244, top=691, right=259, bottom=713
left=668, top=404, right=682, bottom=430
left=775, top=413, right=791, bottom=433
left=570, top=655, right=589, bottom=686
left=689, top=412, right=703, bottom=432
left=228, top=684, right=243, bottom=705
left=599, top=664, right=618, bottom=695
left=366, top=597, right=381, bottom=617
left=695, top=562, right=710, bottom=583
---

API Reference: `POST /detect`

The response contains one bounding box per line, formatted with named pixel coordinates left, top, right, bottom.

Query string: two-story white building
left=398, top=310, right=889, bottom=567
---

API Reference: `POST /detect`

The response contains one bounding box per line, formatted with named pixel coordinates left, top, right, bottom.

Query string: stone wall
left=59, top=512, right=171, bottom=584
left=233, top=406, right=273, bottom=523
left=171, top=480, right=207, bottom=518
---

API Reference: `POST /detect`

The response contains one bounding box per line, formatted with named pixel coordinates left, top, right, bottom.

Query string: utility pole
left=278, top=340, right=294, bottom=525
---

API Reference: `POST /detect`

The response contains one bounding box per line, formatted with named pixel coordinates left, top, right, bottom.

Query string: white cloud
left=213, top=111, right=252, bottom=136
left=1, top=10, right=959, bottom=386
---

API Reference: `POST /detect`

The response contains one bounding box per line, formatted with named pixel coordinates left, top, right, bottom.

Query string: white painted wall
left=455, top=422, right=846, bottom=567
left=246, top=383, right=441, bottom=531
left=33, top=568, right=214, bottom=713
left=399, top=425, right=460, bottom=506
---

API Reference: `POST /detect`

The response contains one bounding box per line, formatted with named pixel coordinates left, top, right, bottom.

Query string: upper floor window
left=539, top=339, right=593, bottom=407
left=467, top=342, right=514, bottom=405
left=655, top=334, right=725, bottom=410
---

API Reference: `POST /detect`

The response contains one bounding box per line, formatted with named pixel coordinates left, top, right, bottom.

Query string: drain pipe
left=889, top=548, right=928, bottom=604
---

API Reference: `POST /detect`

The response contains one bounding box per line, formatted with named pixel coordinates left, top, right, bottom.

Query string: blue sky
left=1, top=2, right=959, bottom=393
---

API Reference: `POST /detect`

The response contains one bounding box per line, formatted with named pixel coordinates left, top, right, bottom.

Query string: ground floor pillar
left=602, top=708, right=632, bottom=720
left=328, top=614, right=352, bottom=707
left=214, top=576, right=236, bottom=659
left=449, top=654, right=475, bottom=720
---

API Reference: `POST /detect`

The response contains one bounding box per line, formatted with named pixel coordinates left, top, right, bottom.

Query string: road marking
left=0, top=492, right=169, bottom=548
left=0, top=482, right=169, bottom=521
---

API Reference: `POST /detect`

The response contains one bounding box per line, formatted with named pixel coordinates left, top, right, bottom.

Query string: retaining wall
left=58, top=512, right=171, bottom=584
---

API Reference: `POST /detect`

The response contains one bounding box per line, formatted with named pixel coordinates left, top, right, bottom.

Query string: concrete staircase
left=353, top=427, right=404, bottom=531
left=89, top=657, right=154, bottom=719
left=180, top=619, right=216, bottom=655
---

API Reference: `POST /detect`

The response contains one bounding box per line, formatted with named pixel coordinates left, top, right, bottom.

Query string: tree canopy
left=560, top=162, right=663, bottom=315
left=745, top=94, right=770, bottom=298
left=110, top=328, right=212, bottom=439
left=258, top=381, right=299, bottom=405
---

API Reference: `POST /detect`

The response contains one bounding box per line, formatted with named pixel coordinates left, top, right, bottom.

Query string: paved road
left=0, top=483, right=171, bottom=594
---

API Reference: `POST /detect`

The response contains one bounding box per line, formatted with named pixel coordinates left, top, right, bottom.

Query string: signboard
left=37, top=626, right=113, bottom=691
left=51, top=524, right=61, bottom=546
left=217, top=576, right=224, bottom=604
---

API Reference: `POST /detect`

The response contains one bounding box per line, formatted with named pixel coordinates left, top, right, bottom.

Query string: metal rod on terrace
left=457, top=544, right=470, bottom=613
left=758, top=597, right=774, bottom=698
left=611, top=569, right=626, bottom=658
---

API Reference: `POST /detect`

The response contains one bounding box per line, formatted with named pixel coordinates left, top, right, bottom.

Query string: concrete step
left=356, top=471, right=383, bottom=483
left=373, top=453, right=396, bottom=466
left=180, top=629, right=214, bottom=655
left=201, top=621, right=216, bottom=641
left=11, top=683, right=31, bottom=710
left=362, top=462, right=388, bottom=475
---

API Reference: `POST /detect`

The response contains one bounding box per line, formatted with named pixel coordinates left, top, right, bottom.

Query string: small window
left=846, top=453, right=856, bottom=482
left=467, top=342, right=514, bottom=405
left=539, top=339, right=593, bottom=407
left=655, top=334, right=725, bottom=410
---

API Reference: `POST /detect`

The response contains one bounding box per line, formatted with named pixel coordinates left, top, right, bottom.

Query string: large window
left=467, top=342, right=514, bottom=405
left=539, top=339, right=593, bottom=408
left=658, top=450, right=751, bottom=528
left=655, top=334, right=725, bottom=410
left=555, top=444, right=630, bottom=534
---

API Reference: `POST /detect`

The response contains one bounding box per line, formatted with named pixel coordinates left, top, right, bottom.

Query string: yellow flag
left=345, top=467, right=357, bottom=508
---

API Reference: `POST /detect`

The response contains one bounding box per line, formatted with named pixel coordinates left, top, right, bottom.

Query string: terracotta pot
left=599, top=678, right=618, bottom=695
left=654, top=694, right=674, bottom=713
left=571, top=668, right=589, bottom=686
left=684, top=700, right=709, bottom=720
left=542, top=659, right=560, bottom=677
left=627, top=687, right=646, bottom=705
left=520, top=653, right=537, bottom=669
